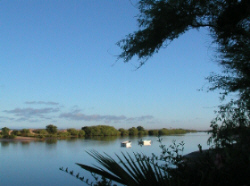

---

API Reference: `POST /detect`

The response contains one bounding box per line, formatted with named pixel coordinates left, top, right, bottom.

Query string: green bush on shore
left=0, top=127, right=16, bottom=139
left=12, top=130, right=21, bottom=136
left=118, top=128, right=129, bottom=136
left=78, top=130, right=85, bottom=137
left=20, top=129, right=31, bottom=137
left=148, top=129, right=159, bottom=136
left=57, top=131, right=69, bottom=138
left=67, top=128, right=79, bottom=137
left=82, top=125, right=120, bottom=136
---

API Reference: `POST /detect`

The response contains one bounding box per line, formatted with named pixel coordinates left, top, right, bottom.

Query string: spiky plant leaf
left=77, top=150, right=170, bottom=186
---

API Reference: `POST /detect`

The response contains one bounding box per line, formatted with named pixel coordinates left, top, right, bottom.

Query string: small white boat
left=138, top=139, right=151, bottom=146
left=121, top=141, right=132, bottom=148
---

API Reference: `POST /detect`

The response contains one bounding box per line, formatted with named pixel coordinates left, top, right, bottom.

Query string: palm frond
left=76, top=150, right=170, bottom=186
left=76, top=163, right=122, bottom=183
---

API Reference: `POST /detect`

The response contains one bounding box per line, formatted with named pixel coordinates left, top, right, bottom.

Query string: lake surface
left=0, top=132, right=210, bottom=186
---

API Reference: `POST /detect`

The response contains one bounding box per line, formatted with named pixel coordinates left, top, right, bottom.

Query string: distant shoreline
left=0, top=131, right=207, bottom=143
left=0, top=136, right=39, bottom=142
left=1, top=126, right=207, bottom=142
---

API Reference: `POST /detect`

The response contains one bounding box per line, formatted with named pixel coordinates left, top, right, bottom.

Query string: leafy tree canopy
left=137, top=126, right=145, bottom=131
left=46, top=124, right=58, bottom=134
left=1, top=127, right=10, bottom=136
left=118, top=0, right=250, bottom=104
left=82, top=125, right=120, bottom=136
left=118, top=0, right=250, bottom=146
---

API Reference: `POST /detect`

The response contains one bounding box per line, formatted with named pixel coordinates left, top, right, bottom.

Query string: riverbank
left=0, top=136, right=39, bottom=142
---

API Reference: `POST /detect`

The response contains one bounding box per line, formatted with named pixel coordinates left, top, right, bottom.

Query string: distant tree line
left=1, top=125, right=196, bottom=139
left=82, top=125, right=120, bottom=136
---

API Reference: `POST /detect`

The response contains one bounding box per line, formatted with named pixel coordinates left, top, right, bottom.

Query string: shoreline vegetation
left=0, top=124, right=200, bottom=142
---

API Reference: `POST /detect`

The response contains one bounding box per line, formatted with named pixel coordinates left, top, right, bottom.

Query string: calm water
left=0, top=132, right=210, bottom=186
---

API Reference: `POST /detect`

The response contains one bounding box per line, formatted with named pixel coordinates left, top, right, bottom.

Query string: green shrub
left=20, top=129, right=30, bottom=137
left=67, top=128, right=79, bottom=137
left=34, top=129, right=48, bottom=135
left=82, top=125, right=119, bottom=136
left=148, top=130, right=159, bottom=136
left=12, top=130, right=21, bottom=136
left=46, top=124, right=58, bottom=134
left=57, top=131, right=69, bottom=138
left=1, top=127, right=10, bottom=136
left=138, top=130, right=148, bottom=136
left=9, top=134, right=16, bottom=139
left=118, top=128, right=129, bottom=136
left=78, top=130, right=85, bottom=137
left=128, top=127, right=138, bottom=136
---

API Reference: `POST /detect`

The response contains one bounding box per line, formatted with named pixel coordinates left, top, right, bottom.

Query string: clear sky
left=0, top=0, right=222, bottom=130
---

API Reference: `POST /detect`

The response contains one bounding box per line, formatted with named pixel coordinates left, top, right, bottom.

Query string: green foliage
left=138, top=130, right=148, bottom=136
left=136, top=126, right=144, bottom=131
left=1, top=127, right=10, bottom=136
left=209, top=100, right=250, bottom=147
left=46, top=124, right=58, bottom=134
left=1, top=127, right=14, bottom=138
left=12, top=130, right=21, bottom=136
left=20, top=129, right=31, bottom=137
left=67, top=128, right=79, bottom=137
left=118, top=128, right=129, bottom=136
left=33, top=129, right=48, bottom=138
left=33, top=129, right=48, bottom=135
left=137, top=126, right=148, bottom=136
left=207, top=100, right=250, bottom=185
left=59, top=128, right=85, bottom=138
left=128, top=127, right=138, bottom=136
left=207, top=1, right=250, bottom=111
left=148, top=130, right=159, bottom=136
left=78, top=130, right=85, bottom=137
left=148, top=128, right=191, bottom=136
left=63, top=139, right=187, bottom=186
left=82, top=125, right=120, bottom=136
left=117, top=0, right=250, bottom=73
left=158, top=128, right=187, bottom=136
left=158, top=129, right=168, bottom=136
left=8, top=134, right=16, bottom=139
left=57, top=131, right=69, bottom=138
left=117, top=0, right=250, bottom=151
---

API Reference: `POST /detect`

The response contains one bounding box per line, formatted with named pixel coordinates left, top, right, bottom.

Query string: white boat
left=138, top=139, right=151, bottom=146
left=121, top=141, right=132, bottom=148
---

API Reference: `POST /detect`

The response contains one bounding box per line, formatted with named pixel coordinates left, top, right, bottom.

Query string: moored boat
left=138, top=139, right=151, bottom=146
left=121, top=141, right=132, bottom=148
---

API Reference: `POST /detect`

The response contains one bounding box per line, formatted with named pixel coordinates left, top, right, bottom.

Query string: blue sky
left=0, top=0, right=221, bottom=130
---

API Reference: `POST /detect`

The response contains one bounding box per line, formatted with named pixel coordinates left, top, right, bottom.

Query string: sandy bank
left=0, top=136, right=40, bottom=142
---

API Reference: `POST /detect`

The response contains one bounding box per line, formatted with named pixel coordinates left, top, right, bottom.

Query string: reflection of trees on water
left=45, top=138, right=57, bottom=144
left=83, top=136, right=121, bottom=147
left=85, top=136, right=118, bottom=141
left=64, top=137, right=82, bottom=143
left=1, top=141, right=31, bottom=148
left=1, top=141, right=10, bottom=147
left=20, top=141, right=30, bottom=146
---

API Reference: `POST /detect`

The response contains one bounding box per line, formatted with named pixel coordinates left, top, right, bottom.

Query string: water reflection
left=20, top=141, right=31, bottom=146
left=0, top=140, right=32, bottom=147
left=45, top=138, right=57, bottom=144
left=85, top=136, right=118, bottom=141
left=64, top=137, right=82, bottom=143
left=1, top=141, right=10, bottom=147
